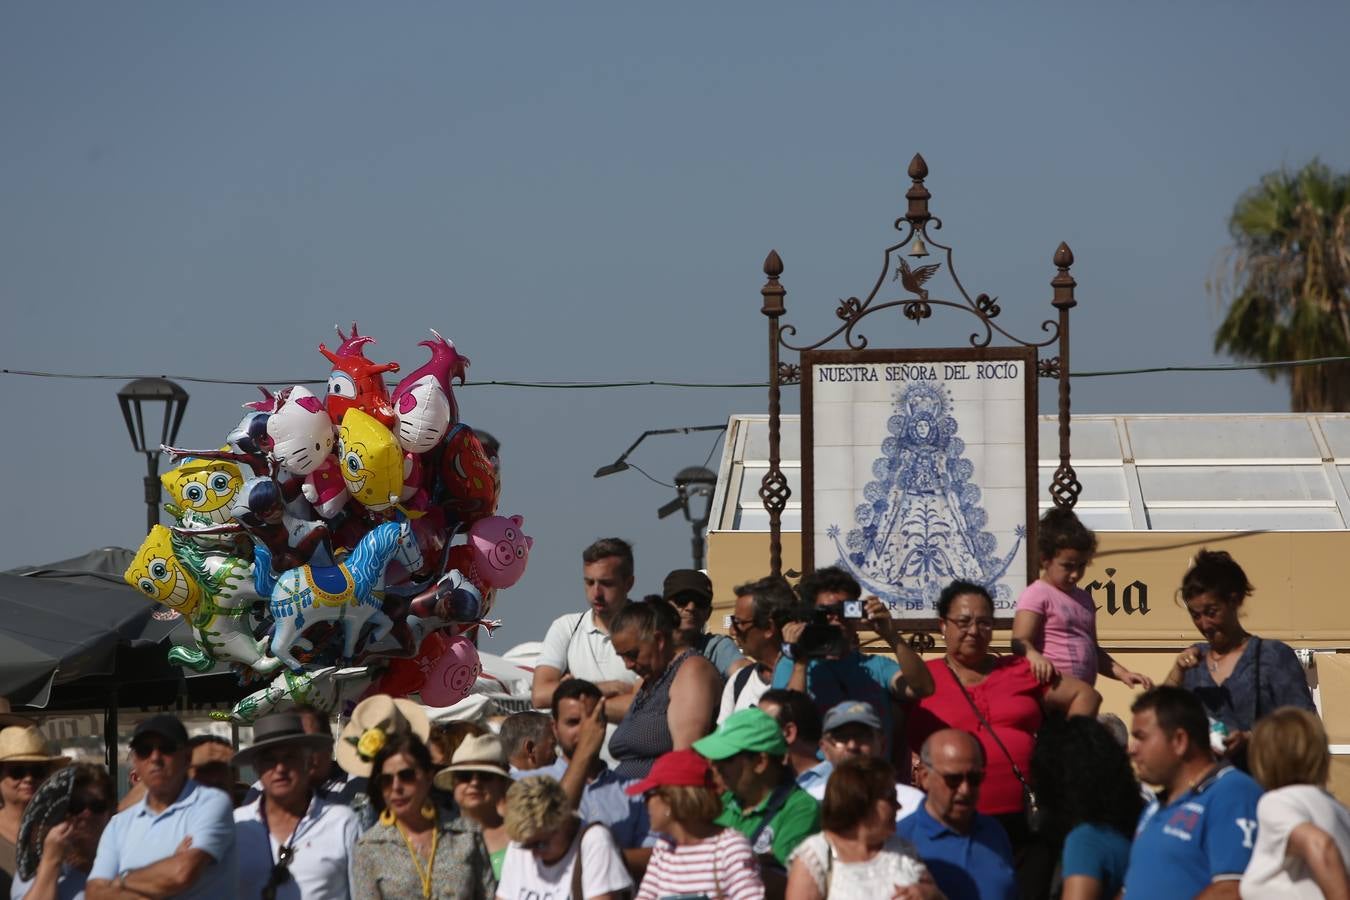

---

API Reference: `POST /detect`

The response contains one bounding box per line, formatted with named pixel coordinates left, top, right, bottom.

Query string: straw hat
left=0, top=727, right=70, bottom=766
left=0, top=699, right=36, bottom=730
left=432, top=734, right=511, bottom=790
left=336, top=695, right=430, bottom=778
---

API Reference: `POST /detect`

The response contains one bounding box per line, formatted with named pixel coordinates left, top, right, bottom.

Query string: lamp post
left=658, top=466, right=718, bottom=569
left=117, top=378, right=189, bottom=534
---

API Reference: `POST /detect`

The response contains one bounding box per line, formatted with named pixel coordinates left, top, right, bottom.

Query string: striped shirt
left=636, top=828, right=764, bottom=900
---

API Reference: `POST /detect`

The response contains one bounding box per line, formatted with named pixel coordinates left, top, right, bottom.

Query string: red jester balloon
left=390, top=329, right=470, bottom=454
left=319, top=322, right=400, bottom=428
left=437, top=424, right=498, bottom=525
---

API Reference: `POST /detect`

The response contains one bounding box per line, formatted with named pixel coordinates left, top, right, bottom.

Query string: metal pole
left=1050, top=242, right=1081, bottom=509
left=143, top=452, right=160, bottom=533
left=759, top=251, right=788, bottom=579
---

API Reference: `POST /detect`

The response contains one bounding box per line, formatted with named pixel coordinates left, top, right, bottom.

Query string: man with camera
left=775, top=566, right=934, bottom=754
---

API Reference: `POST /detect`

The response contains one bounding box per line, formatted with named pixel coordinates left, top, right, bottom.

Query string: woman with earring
left=433, top=735, right=513, bottom=880
left=351, top=731, right=496, bottom=900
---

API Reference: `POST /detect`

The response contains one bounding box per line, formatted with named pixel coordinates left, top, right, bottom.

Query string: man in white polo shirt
left=233, top=711, right=361, bottom=899
left=531, top=537, right=639, bottom=720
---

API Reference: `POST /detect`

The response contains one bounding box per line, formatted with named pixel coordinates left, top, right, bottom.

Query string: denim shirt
left=1180, top=636, right=1315, bottom=732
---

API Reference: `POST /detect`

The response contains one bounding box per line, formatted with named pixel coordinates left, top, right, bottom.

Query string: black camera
left=786, top=606, right=850, bottom=660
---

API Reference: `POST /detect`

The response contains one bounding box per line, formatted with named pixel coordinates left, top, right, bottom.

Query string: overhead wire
left=5, top=354, right=1350, bottom=390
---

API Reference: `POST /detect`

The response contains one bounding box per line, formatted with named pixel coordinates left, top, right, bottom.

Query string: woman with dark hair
left=351, top=732, right=495, bottom=900
left=11, top=763, right=113, bottom=900
left=785, top=757, right=936, bottom=900
left=607, top=599, right=721, bottom=779
left=1164, top=550, right=1315, bottom=766
left=1030, top=716, right=1142, bottom=900
left=907, top=579, right=1099, bottom=898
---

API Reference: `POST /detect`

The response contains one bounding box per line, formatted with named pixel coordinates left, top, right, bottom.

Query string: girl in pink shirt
left=1011, top=509, right=1152, bottom=688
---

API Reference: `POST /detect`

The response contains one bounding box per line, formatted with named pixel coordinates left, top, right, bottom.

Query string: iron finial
left=905, top=153, right=931, bottom=227
left=761, top=249, right=786, bottom=317
left=1051, top=241, right=1077, bottom=309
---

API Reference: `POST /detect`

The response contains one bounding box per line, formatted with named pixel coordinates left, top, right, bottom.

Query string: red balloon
left=378, top=631, right=449, bottom=698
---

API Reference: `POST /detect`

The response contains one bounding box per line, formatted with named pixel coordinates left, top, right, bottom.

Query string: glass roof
left=712, top=414, right=1350, bottom=533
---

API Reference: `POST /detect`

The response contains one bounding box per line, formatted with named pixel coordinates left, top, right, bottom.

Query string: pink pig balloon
left=419, top=635, right=482, bottom=707
left=467, top=515, right=532, bottom=589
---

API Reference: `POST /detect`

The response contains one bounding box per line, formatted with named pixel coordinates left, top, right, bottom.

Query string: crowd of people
left=0, top=516, right=1346, bottom=899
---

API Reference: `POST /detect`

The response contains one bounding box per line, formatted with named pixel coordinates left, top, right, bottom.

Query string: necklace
left=1207, top=636, right=1248, bottom=674
left=395, top=820, right=439, bottom=898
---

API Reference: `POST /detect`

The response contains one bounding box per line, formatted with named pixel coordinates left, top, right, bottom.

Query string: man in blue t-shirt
left=1122, top=687, right=1263, bottom=899
left=897, top=729, right=1017, bottom=900
left=774, top=567, right=933, bottom=748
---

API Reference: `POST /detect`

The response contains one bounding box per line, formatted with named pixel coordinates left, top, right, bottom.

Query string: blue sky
left=3, top=2, right=1348, bottom=652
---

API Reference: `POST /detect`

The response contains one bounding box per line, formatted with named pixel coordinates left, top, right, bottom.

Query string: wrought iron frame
left=758, top=153, right=1082, bottom=583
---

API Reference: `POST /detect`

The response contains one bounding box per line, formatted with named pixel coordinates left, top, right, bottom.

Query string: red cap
left=624, top=749, right=715, bottom=796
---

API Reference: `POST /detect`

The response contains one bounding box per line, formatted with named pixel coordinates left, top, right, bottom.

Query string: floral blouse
left=352, top=811, right=497, bottom=900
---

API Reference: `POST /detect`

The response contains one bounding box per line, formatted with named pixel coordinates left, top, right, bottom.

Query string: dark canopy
left=0, top=548, right=181, bottom=706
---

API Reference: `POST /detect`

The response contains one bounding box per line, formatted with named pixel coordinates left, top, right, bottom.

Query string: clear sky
left=3, top=2, right=1348, bottom=654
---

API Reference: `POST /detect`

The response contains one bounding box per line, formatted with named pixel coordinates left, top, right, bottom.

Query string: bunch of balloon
left=123, top=324, right=531, bottom=722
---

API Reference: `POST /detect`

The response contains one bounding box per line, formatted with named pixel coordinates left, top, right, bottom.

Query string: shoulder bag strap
left=1252, top=636, right=1262, bottom=723
left=942, top=659, right=1033, bottom=794
left=570, top=821, right=607, bottom=900
left=731, top=664, right=757, bottom=705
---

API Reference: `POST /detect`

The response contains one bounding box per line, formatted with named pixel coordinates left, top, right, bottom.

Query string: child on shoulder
left=1012, top=508, right=1153, bottom=689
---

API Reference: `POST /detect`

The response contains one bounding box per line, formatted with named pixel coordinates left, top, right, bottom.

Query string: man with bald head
left=897, top=728, right=1017, bottom=900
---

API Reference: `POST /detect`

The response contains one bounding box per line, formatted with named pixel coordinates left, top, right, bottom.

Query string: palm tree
left=1209, top=160, right=1350, bottom=411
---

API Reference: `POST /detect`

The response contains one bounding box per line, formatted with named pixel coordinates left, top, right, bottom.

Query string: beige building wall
left=707, top=528, right=1350, bottom=801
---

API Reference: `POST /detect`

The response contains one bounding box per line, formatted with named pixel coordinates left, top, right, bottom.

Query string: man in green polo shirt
left=694, top=707, right=820, bottom=893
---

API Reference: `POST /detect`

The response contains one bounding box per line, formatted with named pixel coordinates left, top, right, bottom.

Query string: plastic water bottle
left=1209, top=717, right=1229, bottom=754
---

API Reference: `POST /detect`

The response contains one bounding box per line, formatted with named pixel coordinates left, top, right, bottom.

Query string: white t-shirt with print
left=497, top=823, right=633, bottom=900
left=1240, top=784, right=1350, bottom=898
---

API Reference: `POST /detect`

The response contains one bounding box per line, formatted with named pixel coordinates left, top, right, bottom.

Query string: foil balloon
left=319, top=322, right=399, bottom=427
left=467, top=514, right=532, bottom=589
left=378, top=630, right=449, bottom=698
left=125, top=526, right=278, bottom=675
left=338, top=409, right=406, bottom=513
left=161, top=457, right=244, bottom=528
left=213, top=665, right=373, bottom=725
left=390, top=329, right=470, bottom=454
left=419, top=635, right=482, bottom=708
left=267, top=385, right=348, bottom=518
left=436, top=424, right=498, bottom=525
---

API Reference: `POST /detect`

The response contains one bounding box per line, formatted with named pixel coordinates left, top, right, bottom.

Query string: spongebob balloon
left=338, top=408, right=413, bottom=514
left=161, top=456, right=246, bottom=549
left=125, top=526, right=280, bottom=676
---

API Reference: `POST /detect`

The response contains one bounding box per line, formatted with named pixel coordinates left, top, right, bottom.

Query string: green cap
left=693, top=708, right=788, bottom=760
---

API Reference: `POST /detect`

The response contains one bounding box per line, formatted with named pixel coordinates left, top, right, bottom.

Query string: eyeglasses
left=669, top=594, right=711, bottom=610
left=1, top=764, right=49, bottom=781
left=130, top=738, right=180, bottom=758
left=256, top=749, right=307, bottom=771
left=68, top=794, right=110, bottom=816
left=451, top=771, right=499, bottom=786
left=377, top=767, right=420, bottom=790
left=942, top=617, right=995, bottom=633
left=933, top=768, right=985, bottom=789
left=724, top=614, right=754, bottom=632
left=261, top=844, right=294, bottom=900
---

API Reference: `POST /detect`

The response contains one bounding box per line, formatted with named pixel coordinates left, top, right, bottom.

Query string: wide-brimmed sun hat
left=0, top=727, right=70, bottom=766
left=336, top=695, right=430, bottom=778
left=234, top=712, right=333, bottom=770
left=432, top=734, right=511, bottom=789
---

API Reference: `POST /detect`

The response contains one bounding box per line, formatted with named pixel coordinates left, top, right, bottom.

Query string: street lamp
left=117, top=378, right=189, bottom=534
left=658, top=466, right=718, bottom=569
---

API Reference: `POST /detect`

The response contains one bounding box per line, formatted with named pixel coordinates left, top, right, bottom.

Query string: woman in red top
left=907, top=580, right=1100, bottom=898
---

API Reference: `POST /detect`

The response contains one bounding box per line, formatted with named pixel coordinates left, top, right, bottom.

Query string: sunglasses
left=261, top=844, right=294, bottom=900
left=68, top=794, right=110, bottom=816
left=723, top=614, right=754, bottom=632
left=2, top=764, right=49, bottom=781
left=934, top=769, right=985, bottom=789
left=377, top=767, right=420, bottom=790
left=451, top=771, right=500, bottom=786
left=131, top=739, right=180, bottom=759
